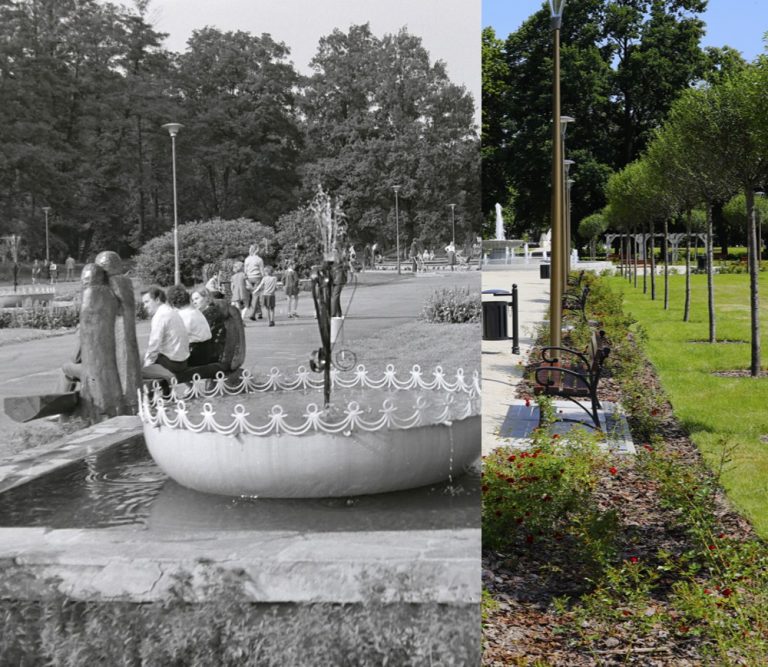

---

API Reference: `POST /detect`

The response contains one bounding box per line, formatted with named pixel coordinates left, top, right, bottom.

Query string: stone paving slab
left=492, top=398, right=635, bottom=455
left=0, top=527, right=480, bottom=604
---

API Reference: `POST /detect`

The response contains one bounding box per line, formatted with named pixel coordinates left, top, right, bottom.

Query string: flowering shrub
left=482, top=406, right=616, bottom=567
left=420, top=287, right=481, bottom=323
left=0, top=305, right=79, bottom=329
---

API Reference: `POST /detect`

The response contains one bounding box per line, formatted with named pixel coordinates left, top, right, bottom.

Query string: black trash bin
left=540, top=263, right=550, bottom=279
left=482, top=301, right=508, bottom=340
left=697, top=255, right=707, bottom=271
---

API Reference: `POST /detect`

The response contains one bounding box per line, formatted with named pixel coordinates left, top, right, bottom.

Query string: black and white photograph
left=0, top=0, right=482, bottom=663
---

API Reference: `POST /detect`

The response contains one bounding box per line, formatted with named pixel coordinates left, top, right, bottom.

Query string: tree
left=577, top=212, right=608, bottom=259
left=301, top=24, right=480, bottom=249
left=483, top=0, right=710, bottom=235
left=173, top=28, right=303, bottom=225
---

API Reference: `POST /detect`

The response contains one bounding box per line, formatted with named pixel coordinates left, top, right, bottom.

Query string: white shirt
left=177, top=306, right=212, bottom=343
left=144, top=303, right=189, bottom=365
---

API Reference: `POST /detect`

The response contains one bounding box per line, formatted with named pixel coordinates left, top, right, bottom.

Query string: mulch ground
left=482, top=351, right=755, bottom=665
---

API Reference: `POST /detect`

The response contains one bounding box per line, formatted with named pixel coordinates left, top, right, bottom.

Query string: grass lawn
left=608, top=271, right=768, bottom=537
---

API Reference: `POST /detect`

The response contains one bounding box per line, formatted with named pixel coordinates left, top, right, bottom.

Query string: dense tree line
left=0, top=0, right=479, bottom=261
left=483, top=0, right=740, bottom=237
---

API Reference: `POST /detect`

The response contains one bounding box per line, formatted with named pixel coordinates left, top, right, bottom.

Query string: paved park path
left=0, top=270, right=479, bottom=435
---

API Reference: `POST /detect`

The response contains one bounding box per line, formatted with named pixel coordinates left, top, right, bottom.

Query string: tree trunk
left=633, top=227, right=638, bottom=288
left=706, top=202, right=716, bottom=343
left=663, top=218, right=669, bottom=310
left=650, top=220, right=656, bottom=301
left=747, top=188, right=761, bottom=376
left=684, top=212, right=691, bottom=323
left=642, top=227, right=648, bottom=295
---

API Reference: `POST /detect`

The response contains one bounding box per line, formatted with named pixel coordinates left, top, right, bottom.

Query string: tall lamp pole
left=560, top=114, right=575, bottom=288
left=393, top=185, right=402, bottom=275
left=449, top=203, right=457, bottom=245
left=162, top=122, right=183, bottom=285
left=563, top=158, right=575, bottom=284
left=549, top=0, right=567, bottom=349
left=41, top=206, right=51, bottom=263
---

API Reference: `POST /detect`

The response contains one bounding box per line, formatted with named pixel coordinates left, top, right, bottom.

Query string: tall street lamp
left=162, top=122, right=183, bottom=285
left=393, top=185, right=402, bottom=275
left=449, top=203, right=457, bottom=244
left=41, top=206, right=51, bottom=263
left=549, top=0, right=567, bottom=349
left=560, top=115, right=575, bottom=288
left=563, top=159, right=575, bottom=283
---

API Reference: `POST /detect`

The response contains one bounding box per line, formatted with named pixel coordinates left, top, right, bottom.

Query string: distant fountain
left=494, top=203, right=506, bottom=241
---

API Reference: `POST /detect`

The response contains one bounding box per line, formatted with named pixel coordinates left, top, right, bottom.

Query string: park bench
left=532, top=330, right=610, bottom=430
left=562, top=285, right=590, bottom=324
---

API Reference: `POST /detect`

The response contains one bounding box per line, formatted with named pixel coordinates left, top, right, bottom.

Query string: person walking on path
left=65, top=256, right=76, bottom=281
left=252, top=266, right=278, bottom=326
left=283, top=261, right=300, bottom=318
left=362, top=243, right=371, bottom=272
left=49, top=260, right=58, bottom=284
left=445, top=242, right=456, bottom=271
left=32, top=259, right=41, bottom=284
left=371, top=242, right=379, bottom=269
left=409, top=240, right=419, bottom=273
left=244, top=243, right=265, bottom=320
left=331, top=246, right=349, bottom=318
left=229, top=261, right=248, bottom=317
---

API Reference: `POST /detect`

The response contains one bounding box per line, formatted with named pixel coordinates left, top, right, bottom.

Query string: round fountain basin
left=143, top=416, right=479, bottom=498
left=139, top=366, right=481, bottom=498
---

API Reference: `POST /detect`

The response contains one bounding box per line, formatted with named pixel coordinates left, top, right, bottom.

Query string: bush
left=420, top=287, right=481, bottom=323
left=134, top=218, right=276, bottom=286
left=0, top=305, right=79, bottom=329
left=482, top=404, right=616, bottom=569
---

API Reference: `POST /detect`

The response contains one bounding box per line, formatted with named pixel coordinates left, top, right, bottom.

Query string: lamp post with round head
left=549, top=0, right=567, bottom=348
left=42, top=206, right=51, bottom=264
left=162, top=122, right=183, bottom=285
left=393, top=185, right=401, bottom=275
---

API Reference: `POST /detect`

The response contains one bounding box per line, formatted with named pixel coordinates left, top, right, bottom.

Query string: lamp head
left=550, top=0, right=566, bottom=29
left=42, top=206, right=51, bottom=214
left=162, top=122, right=183, bottom=137
left=392, top=185, right=401, bottom=194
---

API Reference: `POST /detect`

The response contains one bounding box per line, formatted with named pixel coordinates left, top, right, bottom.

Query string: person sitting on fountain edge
left=166, top=284, right=216, bottom=366
left=141, top=285, right=189, bottom=382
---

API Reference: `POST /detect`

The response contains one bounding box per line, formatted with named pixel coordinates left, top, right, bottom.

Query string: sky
left=483, top=0, right=767, bottom=62
left=146, top=0, right=481, bottom=124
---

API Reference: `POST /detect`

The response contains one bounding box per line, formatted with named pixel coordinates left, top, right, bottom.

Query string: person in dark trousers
left=331, top=246, right=348, bottom=318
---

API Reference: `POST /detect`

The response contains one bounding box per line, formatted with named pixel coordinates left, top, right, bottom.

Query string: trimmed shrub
left=420, top=287, right=481, bottom=323
left=134, top=218, right=276, bottom=286
left=0, top=305, right=79, bottom=329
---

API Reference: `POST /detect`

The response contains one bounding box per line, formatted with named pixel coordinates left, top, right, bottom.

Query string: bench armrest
left=539, top=345, right=589, bottom=366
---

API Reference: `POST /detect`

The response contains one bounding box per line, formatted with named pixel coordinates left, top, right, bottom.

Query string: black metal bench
left=562, top=285, right=589, bottom=324
left=532, top=330, right=610, bottom=430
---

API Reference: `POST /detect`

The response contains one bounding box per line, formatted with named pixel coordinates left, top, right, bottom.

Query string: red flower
left=552, top=433, right=560, bottom=440
left=708, top=545, right=716, bottom=551
left=524, top=397, right=531, bottom=407
left=721, top=587, right=733, bottom=598
left=508, top=454, right=516, bottom=462
left=651, top=408, right=659, bottom=416
left=481, top=485, right=489, bottom=493
left=609, top=466, right=618, bottom=475
left=703, top=588, right=712, bottom=595
left=678, top=625, right=690, bottom=634
left=642, top=444, right=653, bottom=452
left=718, top=533, right=725, bottom=539
left=622, top=610, right=632, bottom=617
left=629, top=556, right=639, bottom=564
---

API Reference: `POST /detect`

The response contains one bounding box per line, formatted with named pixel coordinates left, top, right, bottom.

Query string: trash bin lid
left=481, top=289, right=511, bottom=296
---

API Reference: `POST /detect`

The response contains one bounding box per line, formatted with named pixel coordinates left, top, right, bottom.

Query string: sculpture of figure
left=79, top=263, right=124, bottom=421
left=95, top=251, right=142, bottom=413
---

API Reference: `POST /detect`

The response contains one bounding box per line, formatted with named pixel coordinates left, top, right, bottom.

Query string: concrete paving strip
left=0, top=415, right=143, bottom=494
left=0, top=527, right=480, bottom=604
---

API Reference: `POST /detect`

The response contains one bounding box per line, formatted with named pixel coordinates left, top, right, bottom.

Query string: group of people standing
left=30, top=256, right=77, bottom=284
